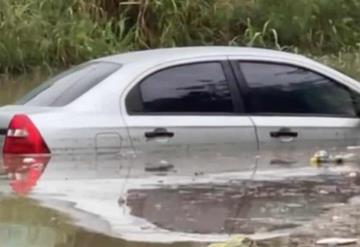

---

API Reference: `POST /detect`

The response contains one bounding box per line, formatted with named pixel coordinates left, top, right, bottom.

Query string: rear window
left=17, top=62, right=121, bottom=106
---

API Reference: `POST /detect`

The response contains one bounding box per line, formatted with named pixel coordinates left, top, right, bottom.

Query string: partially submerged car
left=1, top=47, right=360, bottom=168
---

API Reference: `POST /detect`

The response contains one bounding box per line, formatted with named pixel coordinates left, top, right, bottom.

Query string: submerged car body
left=1, top=47, right=360, bottom=169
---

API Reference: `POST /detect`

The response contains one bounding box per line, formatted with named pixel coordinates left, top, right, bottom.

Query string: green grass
left=315, top=50, right=360, bottom=80
left=1, top=0, right=360, bottom=74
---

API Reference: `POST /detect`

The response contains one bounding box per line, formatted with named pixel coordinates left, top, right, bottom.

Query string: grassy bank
left=1, top=0, right=360, bottom=74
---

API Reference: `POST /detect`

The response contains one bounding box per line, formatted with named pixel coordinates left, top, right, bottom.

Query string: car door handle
left=145, top=128, right=174, bottom=139
left=270, top=128, right=298, bottom=138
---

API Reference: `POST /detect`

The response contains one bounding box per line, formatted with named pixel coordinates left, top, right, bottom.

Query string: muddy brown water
left=0, top=198, right=195, bottom=247
left=126, top=176, right=360, bottom=235
left=1, top=155, right=360, bottom=247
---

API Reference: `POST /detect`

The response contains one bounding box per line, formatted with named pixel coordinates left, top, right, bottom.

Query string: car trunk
left=0, top=105, right=54, bottom=151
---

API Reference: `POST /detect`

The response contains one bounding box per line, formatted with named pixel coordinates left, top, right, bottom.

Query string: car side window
left=126, top=62, right=235, bottom=114
left=239, top=62, right=358, bottom=117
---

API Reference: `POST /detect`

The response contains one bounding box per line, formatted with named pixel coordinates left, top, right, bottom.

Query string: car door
left=231, top=60, right=360, bottom=168
left=121, top=60, right=258, bottom=175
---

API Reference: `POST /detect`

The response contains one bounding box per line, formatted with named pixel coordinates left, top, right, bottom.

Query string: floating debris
left=316, top=237, right=358, bottom=246
left=208, top=235, right=258, bottom=247
left=310, top=151, right=356, bottom=166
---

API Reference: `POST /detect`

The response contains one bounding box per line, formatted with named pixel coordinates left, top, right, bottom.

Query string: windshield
left=17, top=62, right=121, bottom=107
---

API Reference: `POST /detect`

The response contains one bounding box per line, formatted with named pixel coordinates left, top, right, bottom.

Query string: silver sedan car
left=1, top=47, right=360, bottom=169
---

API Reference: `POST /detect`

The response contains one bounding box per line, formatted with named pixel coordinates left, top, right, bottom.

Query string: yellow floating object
left=310, top=150, right=356, bottom=167
left=208, top=235, right=258, bottom=247
left=310, top=156, right=321, bottom=167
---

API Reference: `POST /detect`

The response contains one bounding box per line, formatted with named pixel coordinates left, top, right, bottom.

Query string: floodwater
left=1, top=79, right=360, bottom=246
left=1, top=154, right=360, bottom=246
left=0, top=198, right=194, bottom=247
left=0, top=75, right=43, bottom=105
left=126, top=177, right=359, bottom=235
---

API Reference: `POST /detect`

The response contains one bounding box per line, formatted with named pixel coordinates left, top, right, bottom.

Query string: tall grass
left=1, top=0, right=360, bottom=73
left=0, top=0, right=134, bottom=73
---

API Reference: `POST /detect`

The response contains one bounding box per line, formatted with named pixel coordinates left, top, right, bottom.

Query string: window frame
left=230, top=60, right=360, bottom=118
left=125, top=61, right=245, bottom=116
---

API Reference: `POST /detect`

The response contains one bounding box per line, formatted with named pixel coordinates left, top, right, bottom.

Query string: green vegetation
left=1, top=0, right=360, bottom=78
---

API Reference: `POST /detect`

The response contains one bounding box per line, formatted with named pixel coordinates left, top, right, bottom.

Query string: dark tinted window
left=18, top=62, right=121, bottom=106
left=127, top=63, right=234, bottom=114
left=240, top=62, right=358, bottom=117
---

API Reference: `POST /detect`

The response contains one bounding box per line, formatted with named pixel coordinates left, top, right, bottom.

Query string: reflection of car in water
left=1, top=153, right=359, bottom=241
left=3, top=156, right=48, bottom=195
left=0, top=47, right=360, bottom=169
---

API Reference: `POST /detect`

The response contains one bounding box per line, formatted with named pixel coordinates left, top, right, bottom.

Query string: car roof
left=96, top=46, right=307, bottom=65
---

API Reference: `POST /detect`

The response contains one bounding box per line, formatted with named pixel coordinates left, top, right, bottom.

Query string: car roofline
left=93, top=46, right=308, bottom=65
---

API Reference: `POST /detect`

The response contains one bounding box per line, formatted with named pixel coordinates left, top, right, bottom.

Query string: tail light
left=3, top=114, right=50, bottom=154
